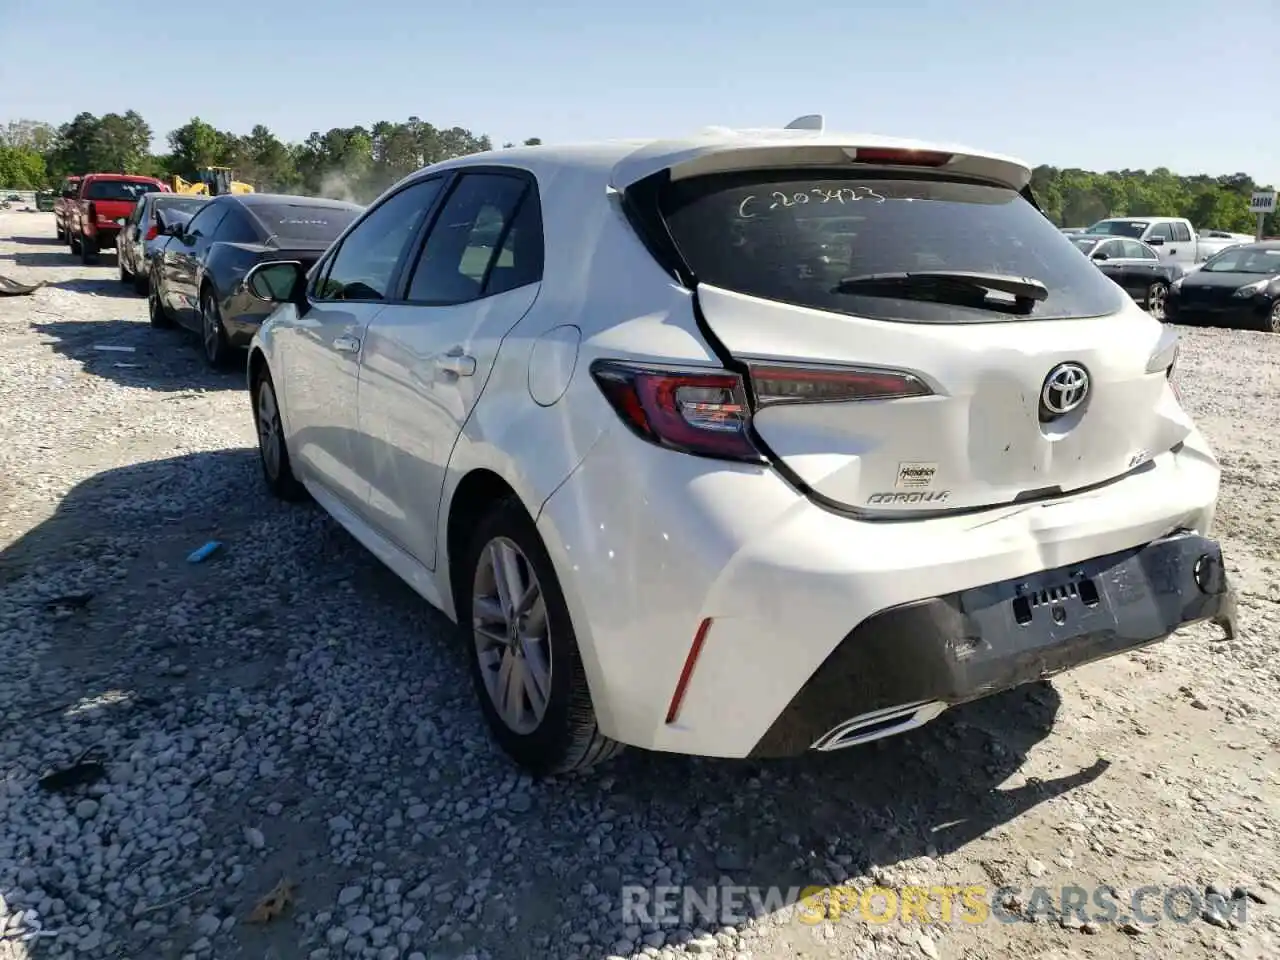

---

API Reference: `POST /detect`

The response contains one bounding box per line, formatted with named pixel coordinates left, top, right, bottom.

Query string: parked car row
left=1069, top=228, right=1280, bottom=331
left=48, top=171, right=364, bottom=367
left=144, top=193, right=362, bottom=366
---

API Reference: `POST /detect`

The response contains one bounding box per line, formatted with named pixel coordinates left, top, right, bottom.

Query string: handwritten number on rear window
left=737, top=186, right=886, bottom=219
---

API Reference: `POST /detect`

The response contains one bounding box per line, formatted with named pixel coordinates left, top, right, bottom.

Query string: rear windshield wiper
left=833, top=271, right=1049, bottom=310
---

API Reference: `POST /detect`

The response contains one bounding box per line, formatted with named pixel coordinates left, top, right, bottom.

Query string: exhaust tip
left=811, top=701, right=947, bottom=752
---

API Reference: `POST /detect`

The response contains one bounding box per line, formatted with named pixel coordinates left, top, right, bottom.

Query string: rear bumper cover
left=749, top=530, right=1235, bottom=757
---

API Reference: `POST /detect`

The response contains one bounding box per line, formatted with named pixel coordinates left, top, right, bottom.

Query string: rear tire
left=55, top=222, right=64, bottom=241
left=119, top=255, right=133, bottom=286
left=133, top=266, right=148, bottom=296
left=252, top=368, right=306, bottom=502
left=80, top=234, right=97, bottom=264
left=459, top=497, right=623, bottom=777
left=69, top=230, right=80, bottom=254
left=148, top=270, right=173, bottom=329
left=201, top=289, right=232, bottom=369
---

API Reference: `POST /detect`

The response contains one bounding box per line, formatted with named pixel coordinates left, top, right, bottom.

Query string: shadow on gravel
left=1, top=247, right=77, bottom=269
left=30, top=318, right=246, bottom=392
left=0, top=450, right=1108, bottom=960
left=45, top=275, right=137, bottom=300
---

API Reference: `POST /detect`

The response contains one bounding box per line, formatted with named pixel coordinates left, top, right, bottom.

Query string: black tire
left=200, top=289, right=232, bottom=369
left=132, top=265, right=148, bottom=296
left=69, top=230, right=80, bottom=254
left=80, top=233, right=97, bottom=264
left=119, top=255, right=133, bottom=286
left=148, top=271, right=173, bottom=328
left=1266, top=301, right=1280, bottom=334
left=55, top=222, right=64, bottom=241
left=1145, top=281, right=1168, bottom=321
left=459, top=497, right=622, bottom=777
left=251, top=368, right=306, bottom=502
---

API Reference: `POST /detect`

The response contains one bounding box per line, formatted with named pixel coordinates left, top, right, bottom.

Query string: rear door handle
left=332, top=335, right=361, bottom=354
left=434, top=346, right=476, bottom=377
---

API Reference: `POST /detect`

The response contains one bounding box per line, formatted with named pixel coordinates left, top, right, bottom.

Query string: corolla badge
left=1041, top=363, right=1090, bottom=416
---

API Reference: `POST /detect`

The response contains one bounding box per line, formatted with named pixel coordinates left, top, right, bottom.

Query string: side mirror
left=1146, top=236, right=1166, bottom=247
left=246, top=260, right=305, bottom=304
left=1092, top=251, right=1109, bottom=261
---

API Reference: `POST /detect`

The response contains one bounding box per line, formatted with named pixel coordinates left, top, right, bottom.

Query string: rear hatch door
left=623, top=142, right=1190, bottom=515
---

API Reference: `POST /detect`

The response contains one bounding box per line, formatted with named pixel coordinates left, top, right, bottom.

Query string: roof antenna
left=784, top=114, right=824, bottom=132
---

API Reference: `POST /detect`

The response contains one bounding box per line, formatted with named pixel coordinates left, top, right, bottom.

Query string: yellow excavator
left=169, top=166, right=254, bottom=196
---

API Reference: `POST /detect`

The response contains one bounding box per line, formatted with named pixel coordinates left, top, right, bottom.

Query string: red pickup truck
left=67, top=173, right=170, bottom=263
left=53, top=176, right=81, bottom=241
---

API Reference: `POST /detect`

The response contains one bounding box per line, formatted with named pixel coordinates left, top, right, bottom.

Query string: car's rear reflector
left=665, top=618, right=713, bottom=724
left=846, top=147, right=954, bottom=167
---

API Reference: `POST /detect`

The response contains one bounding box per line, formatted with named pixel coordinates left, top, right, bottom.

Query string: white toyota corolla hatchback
left=243, top=116, right=1235, bottom=777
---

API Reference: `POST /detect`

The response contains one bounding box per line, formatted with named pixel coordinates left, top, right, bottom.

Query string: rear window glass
left=659, top=171, right=1126, bottom=323
left=85, top=180, right=161, bottom=202
left=248, top=204, right=360, bottom=244
left=154, top=196, right=208, bottom=216
left=1086, top=220, right=1148, bottom=238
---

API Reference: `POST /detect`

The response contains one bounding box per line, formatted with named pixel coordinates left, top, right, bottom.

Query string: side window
left=405, top=173, right=537, bottom=305
left=216, top=208, right=260, bottom=244
left=184, top=204, right=228, bottom=240
left=1125, top=240, right=1154, bottom=260
left=1148, top=222, right=1174, bottom=242
left=314, top=178, right=445, bottom=302
left=1171, top=222, right=1192, bottom=243
left=1099, top=240, right=1123, bottom=259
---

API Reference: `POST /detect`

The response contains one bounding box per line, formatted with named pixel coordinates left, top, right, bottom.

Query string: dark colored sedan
left=118, top=194, right=209, bottom=294
left=1166, top=242, right=1280, bottom=332
left=148, top=193, right=363, bottom=367
left=1070, top=235, right=1182, bottom=319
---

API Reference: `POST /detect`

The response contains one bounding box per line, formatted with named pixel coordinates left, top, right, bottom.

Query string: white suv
left=243, top=117, right=1235, bottom=776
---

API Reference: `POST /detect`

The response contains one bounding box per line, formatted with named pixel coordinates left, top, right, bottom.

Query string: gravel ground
left=0, top=211, right=1277, bottom=960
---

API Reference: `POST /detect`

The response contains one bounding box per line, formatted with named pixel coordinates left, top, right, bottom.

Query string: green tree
left=167, top=117, right=228, bottom=176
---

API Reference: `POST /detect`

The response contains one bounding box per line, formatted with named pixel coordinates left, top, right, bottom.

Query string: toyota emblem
left=1041, top=363, right=1090, bottom=417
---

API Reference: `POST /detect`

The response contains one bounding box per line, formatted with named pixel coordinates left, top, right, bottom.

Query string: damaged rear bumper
left=749, top=530, right=1236, bottom=757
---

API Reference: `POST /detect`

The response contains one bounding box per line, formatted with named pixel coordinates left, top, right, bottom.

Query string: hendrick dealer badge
left=895, top=462, right=937, bottom=489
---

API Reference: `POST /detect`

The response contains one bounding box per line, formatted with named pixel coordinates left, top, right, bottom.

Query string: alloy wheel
left=1147, top=283, right=1167, bottom=321
left=471, top=537, right=552, bottom=735
left=202, top=296, right=221, bottom=363
left=256, top=381, right=282, bottom=480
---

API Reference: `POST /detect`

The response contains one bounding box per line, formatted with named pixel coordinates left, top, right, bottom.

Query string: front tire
left=80, top=233, right=98, bottom=264
left=460, top=498, right=622, bottom=777
left=55, top=222, right=64, bottom=241
left=1266, top=301, right=1280, bottom=334
left=69, top=230, right=80, bottom=254
left=119, top=254, right=134, bottom=286
left=252, top=369, right=306, bottom=501
left=1145, top=281, right=1168, bottom=321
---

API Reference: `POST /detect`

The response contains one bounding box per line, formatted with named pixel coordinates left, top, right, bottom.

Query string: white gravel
left=1, top=211, right=1278, bottom=960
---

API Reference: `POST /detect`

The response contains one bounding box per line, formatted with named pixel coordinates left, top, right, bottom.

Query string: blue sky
left=2, top=0, right=1277, bottom=186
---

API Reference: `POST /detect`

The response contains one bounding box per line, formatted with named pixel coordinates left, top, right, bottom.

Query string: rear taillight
left=144, top=225, right=157, bottom=241
left=590, top=359, right=933, bottom=462
left=590, top=361, right=760, bottom=461
left=747, top=363, right=931, bottom=408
